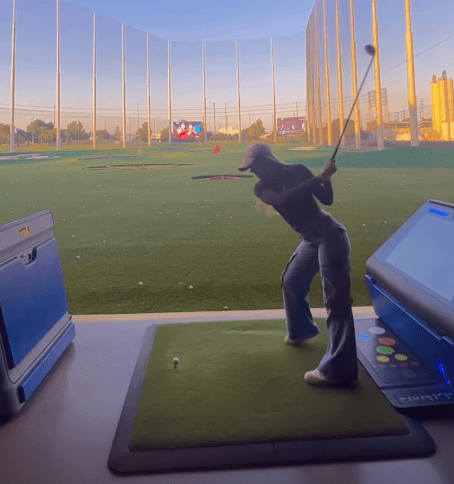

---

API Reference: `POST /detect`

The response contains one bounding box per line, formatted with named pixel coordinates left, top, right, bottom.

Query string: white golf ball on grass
left=173, top=358, right=179, bottom=369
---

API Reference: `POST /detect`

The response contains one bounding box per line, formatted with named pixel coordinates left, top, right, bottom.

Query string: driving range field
left=1, top=141, right=453, bottom=315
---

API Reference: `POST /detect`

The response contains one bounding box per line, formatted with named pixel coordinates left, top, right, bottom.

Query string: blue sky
left=66, top=0, right=314, bottom=42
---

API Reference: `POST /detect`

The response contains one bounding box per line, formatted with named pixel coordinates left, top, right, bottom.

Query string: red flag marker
left=213, top=145, right=221, bottom=154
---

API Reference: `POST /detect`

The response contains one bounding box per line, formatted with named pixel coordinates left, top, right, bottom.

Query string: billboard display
left=173, top=121, right=203, bottom=140
left=277, top=116, right=306, bottom=135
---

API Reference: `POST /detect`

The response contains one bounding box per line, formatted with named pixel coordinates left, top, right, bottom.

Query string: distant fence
left=1, top=0, right=453, bottom=152
left=305, top=0, right=454, bottom=150
left=1, top=0, right=306, bottom=151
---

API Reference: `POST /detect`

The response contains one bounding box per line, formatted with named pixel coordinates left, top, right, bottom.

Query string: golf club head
left=365, top=44, right=376, bottom=56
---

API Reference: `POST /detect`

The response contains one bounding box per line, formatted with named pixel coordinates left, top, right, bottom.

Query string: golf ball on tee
left=173, top=357, right=179, bottom=368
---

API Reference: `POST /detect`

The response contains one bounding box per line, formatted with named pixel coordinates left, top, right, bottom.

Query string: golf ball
left=173, top=357, right=179, bottom=368
left=189, top=285, right=194, bottom=290
left=139, top=282, right=143, bottom=285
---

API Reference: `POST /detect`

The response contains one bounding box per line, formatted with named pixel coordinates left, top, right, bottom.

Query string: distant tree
left=136, top=122, right=151, bottom=142
left=96, top=129, right=111, bottom=141
left=114, top=126, right=122, bottom=141
left=160, top=127, right=169, bottom=142
left=0, top=124, right=9, bottom=144
left=27, top=119, right=46, bottom=142
left=66, top=120, right=86, bottom=141
left=210, top=133, right=231, bottom=141
left=249, top=119, right=266, bottom=140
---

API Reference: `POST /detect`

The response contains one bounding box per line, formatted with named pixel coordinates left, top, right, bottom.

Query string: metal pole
left=202, top=41, right=207, bottom=142
left=122, top=24, right=127, bottom=148
left=335, top=0, right=345, bottom=149
left=168, top=40, right=172, bottom=144
left=349, top=0, right=361, bottom=149
left=56, top=0, right=61, bottom=150
left=271, top=36, right=277, bottom=143
left=10, top=0, right=16, bottom=153
left=213, top=103, right=216, bottom=133
left=309, top=17, right=317, bottom=143
left=236, top=39, right=242, bottom=143
left=305, top=27, right=311, bottom=142
left=314, top=5, right=324, bottom=145
left=93, top=12, right=97, bottom=150
left=147, top=34, right=151, bottom=146
left=322, top=0, right=332, bottom=146
left=371, top=0, right=384, bottom=150
left=405, top=0, right=419, bottom=146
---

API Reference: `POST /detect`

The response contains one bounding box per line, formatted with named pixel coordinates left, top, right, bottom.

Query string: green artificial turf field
left=1, top=142, right=453, bottom=315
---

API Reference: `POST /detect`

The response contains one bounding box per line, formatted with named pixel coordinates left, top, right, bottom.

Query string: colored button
left=395, top=354, right=408, bottom=361
left=400, top=363, right=408, bottom=368
left=390, top=364, right=397, bottom=368
left=411, top=361, right=419, bottom=366
left=369, top=327, right=386, bottom=335
left=357, top=333, right=373, bottom=342
left=376, top=346, right=394, bottom=355
left=377, top=356, right=390, bottom=363
left=378, top=337, right=396, bottom=346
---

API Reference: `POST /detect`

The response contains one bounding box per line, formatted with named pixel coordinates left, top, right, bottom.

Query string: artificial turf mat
left=129, top=318, right=409, bottom=451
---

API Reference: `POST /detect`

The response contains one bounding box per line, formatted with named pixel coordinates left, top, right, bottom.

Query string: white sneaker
left=304, top=369, right=359, bottom=387
left=284, top=325, right=319, bottom=346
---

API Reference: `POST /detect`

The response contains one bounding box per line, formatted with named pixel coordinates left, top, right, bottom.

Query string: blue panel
left=0, top=238, right=69, bottom=369
left=18, top=323, right=75, bottom=403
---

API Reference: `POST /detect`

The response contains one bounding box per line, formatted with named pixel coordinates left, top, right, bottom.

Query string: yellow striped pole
left=371, top=0, right=384, bottom=150
left=349, top=0, right=361, bottom=150
left=147, top=34, right=151, bottom=146
left=168, top=40, right=172, bottom=144
left=405, top=0, right=419, bottom=146
left=322, top=0, right=332, bottom=145
left=203, top=41, right=207, bottom=142
left=236, top=39, right=242, bottom=143
left=93, top=12, right=97, bottom=150
left=10, top=0, right=16, bottom=153
left=314, top=4, right=323, bottom=145
left=56, top=0, right=61, bottom=150
left=335, top=0, right=345, bottom=149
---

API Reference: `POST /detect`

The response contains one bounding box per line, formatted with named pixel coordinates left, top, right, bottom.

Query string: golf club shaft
left=330, top=55, right=375, bottom=161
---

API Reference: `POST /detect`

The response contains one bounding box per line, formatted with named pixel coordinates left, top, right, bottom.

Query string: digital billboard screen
left=173, top=121, right=203, bottom=140
left=277, top=116, right=306, bottom=135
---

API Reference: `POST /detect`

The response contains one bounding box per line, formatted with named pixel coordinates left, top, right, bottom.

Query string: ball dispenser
left=0, top=211, right=75, bottom=419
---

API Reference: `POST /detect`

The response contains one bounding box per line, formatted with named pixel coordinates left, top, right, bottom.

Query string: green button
left=376, top=346, right=394, bottom=355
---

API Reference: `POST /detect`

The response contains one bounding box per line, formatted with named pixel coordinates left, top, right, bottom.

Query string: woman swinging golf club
left=238, top=44, right=375, bottom=386
left=239, top=144, right=358, bottom=386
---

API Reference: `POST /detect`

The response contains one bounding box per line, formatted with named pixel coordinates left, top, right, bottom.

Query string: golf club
left=330, top=44, right=376, bottom=161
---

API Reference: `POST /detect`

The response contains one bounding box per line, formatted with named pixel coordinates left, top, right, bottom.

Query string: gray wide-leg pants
left=281, top=212, right=358, bottom=381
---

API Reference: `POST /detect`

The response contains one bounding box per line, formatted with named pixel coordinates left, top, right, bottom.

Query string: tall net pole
left=10, top=0, right=16, bottom=153
left=335, top=0, right=345, bottom=149
left=271, top=37, right=277, bottom=143
left=56, top=0, right=61, bottom=150
left=309, top=16, right=317, bottom=143
left=349, top=0, right=361, bottom=150
left=314, top=4, right=323, bottom=145
left=93, top=12, right=97, bottom=150
left=322, top=0, right=332, bottom=146
left=202, top=41, right=207, bottom=142
left=371, top=0, right=384, bottom=150
left=236, top=39, right=242, bottom=143
left=147, top=34, right=151, bottom=146
left=168, top=40, right=172, bottom=144
left=122, top=24, right=127, bottom=149
left=305, top=27, right=311, bottom=143
left=405, top=0, right=419, bottom=146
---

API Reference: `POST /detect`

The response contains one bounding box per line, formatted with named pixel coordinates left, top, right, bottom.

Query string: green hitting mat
left=108, top=319, right=435, bottom=474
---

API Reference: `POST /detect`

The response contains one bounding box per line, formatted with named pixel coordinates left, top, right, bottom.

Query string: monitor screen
left=385, top=213, right=454, bottom=301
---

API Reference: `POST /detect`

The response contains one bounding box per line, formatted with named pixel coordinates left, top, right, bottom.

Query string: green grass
left=129, top=318, right=408, bottom=451
left=1, top=142, right=453, bottom=315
